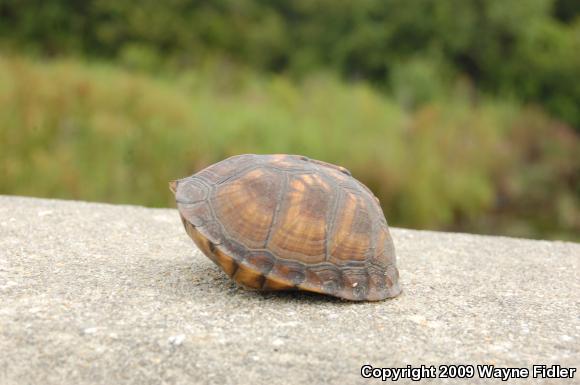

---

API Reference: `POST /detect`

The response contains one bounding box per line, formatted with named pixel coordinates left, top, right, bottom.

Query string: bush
left=1, top=55, right=577, bottom=240
left=1, top=0, right=579, bottom=127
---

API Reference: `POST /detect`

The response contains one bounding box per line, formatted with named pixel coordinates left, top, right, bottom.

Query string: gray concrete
left=0, top=195, right=578, bottom=385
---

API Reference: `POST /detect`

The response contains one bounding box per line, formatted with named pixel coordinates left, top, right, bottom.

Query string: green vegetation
left=1, top=1, right=578, bottom=240
left=2, top=0, right=579, bottom=127
left=1, top=55, right=577, bottom=240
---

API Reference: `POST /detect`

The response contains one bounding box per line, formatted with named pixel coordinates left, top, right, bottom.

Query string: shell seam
left=263, top=171, right=288, bottom=248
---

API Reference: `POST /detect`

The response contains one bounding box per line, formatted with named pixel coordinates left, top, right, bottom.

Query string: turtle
left=169, top=154, right=401, bottom=301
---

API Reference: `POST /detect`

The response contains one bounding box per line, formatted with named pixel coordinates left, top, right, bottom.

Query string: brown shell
left=171, top=154, right=401, bottom=301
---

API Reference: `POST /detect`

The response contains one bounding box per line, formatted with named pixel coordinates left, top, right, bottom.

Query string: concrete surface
left=0, top=195, right=578, bottom=385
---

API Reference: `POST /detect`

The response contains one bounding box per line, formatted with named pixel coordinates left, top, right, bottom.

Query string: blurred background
left=0, top=0, right=578, bottom=240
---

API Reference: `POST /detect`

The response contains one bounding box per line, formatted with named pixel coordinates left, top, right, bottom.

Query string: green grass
left=0, top=54, right=578, bottom=240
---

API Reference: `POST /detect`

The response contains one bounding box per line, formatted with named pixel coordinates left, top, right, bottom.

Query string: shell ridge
left=265, top=166, right=317, bottom=174
left=309, top=158, right=352, bottom=176
left=324, top=188, right=342, bottom=262
left=263, top=171, right=288, bottom=248
left=214, top=164, right=263, bottom=185
left=226, top=251, right=369, bottom=269
left=190, top=175, right=212, bottom=188
left=368, top=216, right=379, bottom=263
left=175, top=198, right=205, bottom=205
left=355, top=202, right=374, bottom=261
left=195, top=169, right=221, bottom=184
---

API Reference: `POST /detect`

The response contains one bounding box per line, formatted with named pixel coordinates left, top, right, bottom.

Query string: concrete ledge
left=0, top=195, right=578, bottom=384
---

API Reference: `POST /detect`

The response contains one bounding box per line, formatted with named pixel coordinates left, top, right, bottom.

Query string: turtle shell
left=170, top=154, right=401, bottom=301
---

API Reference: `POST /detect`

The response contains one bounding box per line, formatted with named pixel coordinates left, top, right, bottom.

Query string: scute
left=172, top=154, right=401, bottom=301
left=329, top=190, right=372, bottom=264
left=212, top=167, right=283, bottom=250
left=267, top=173, right=331, bottom=264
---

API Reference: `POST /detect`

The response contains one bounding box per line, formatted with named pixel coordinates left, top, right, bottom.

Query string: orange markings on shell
left=329, top=191, right=371, bottom=264
left=212, top=168, right=281, bottom=249
left=267, top=174, right=330, bottom=264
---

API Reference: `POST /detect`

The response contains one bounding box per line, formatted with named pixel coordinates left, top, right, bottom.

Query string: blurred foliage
left=1, top=55, right=578, bottom=240
left=1, top=0, right=579, bottom=127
